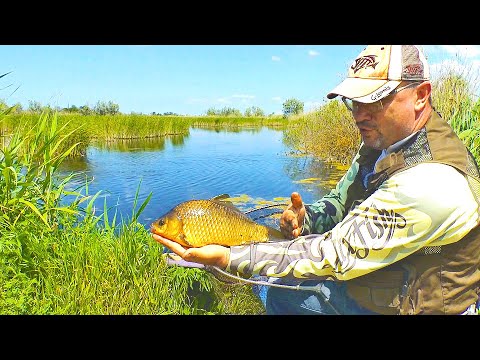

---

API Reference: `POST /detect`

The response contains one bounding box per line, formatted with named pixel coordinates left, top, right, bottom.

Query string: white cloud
left=271, top=96, right=282, bottom=102
left=308, top=50, right=319, bottom=57
left=216, top=97, right=231, bottom=104
left=271, top=56, right=281, bottom=62
left=231, top=94, right=255, bottom=100
left=185, top=97, right=209, bottom=104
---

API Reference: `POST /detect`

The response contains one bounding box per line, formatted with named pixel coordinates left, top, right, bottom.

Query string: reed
left=0, top=110, right=264, bottom=314
left=190, top=115, right=287, bottom=129
left=283, top=100, right=361, bottom=165
left=2, top=113, right=287, bottom=159
left=430, top=54, right=480, bottom=161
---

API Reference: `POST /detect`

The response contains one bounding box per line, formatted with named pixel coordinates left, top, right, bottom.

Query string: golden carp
left=150, top=196, right=285, bottom=247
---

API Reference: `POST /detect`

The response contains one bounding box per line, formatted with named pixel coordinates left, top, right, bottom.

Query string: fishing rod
left=164, top=251, right=340, bottom=314
left=217, top=202, right=340, bottom=314
left=205, top=265, right=341, bottom=315
left=163, top=200, right=340, bottom=314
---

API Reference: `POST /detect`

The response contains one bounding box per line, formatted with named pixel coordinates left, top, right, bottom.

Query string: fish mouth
left=150, top=225, right=164, bottom=237
left=149, top=226, right=177, bottom=243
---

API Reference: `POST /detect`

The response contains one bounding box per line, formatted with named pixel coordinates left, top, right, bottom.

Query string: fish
left=150, top=195, right=285, bottom=247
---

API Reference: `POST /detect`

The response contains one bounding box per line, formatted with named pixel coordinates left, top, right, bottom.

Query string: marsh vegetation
left=1, top=63, right=479, bottom=315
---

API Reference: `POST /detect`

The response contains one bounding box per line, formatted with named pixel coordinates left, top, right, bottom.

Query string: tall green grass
left=1, top=113, right=288, bottom=159
left=190, top=115, right=287, bottom=129
left=431, top=55, right=480, bottom=161
left=0, top=110, right=264, bottom=314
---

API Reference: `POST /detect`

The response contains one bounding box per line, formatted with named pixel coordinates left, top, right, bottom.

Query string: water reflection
left=58, top=127, right=348, bottom=228
left=91, top=133, right=188, bottom=152
left=193, top=125, right=265, bottom=134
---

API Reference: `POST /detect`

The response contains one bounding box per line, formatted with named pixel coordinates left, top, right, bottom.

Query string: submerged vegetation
left=1, top=58, right=479, bottom=315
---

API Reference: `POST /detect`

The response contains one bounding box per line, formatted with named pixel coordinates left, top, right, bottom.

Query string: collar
left=375, top=131, right=420, bottom=169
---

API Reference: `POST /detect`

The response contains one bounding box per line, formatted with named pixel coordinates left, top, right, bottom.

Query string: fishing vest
left=345, top=111, right=480, bottom=315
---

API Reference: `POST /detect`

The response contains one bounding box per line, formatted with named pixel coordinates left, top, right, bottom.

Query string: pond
left=59, top=126, right=347, bottom=228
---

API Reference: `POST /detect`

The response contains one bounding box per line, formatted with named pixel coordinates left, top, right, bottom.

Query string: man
left=152, top=45, right=480, bottom=315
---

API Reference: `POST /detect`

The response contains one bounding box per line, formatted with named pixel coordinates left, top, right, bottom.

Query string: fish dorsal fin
left=210, top=194, right=231, bottom=201
left=210, top=194, right=240, bottom=211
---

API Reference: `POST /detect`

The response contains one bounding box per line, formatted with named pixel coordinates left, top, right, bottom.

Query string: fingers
left=151, top=233, right=230, bottom=268
left=280, top=192, right=306, bottom=239
left=280, top=209, right=296, bottom=239
left=291, top=192, right=303, bottom=209
left=292, top=227, right=302, bottom=238
left=151, top=233, right=188, bottom=258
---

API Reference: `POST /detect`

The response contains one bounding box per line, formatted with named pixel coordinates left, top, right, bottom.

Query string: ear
left=414, top=81, right=432, bottom=111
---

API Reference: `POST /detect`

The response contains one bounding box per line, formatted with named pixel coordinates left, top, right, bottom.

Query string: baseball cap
left=327, top=45, right=430, bottom=103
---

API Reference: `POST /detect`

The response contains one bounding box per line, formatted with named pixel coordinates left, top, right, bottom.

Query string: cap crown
left=348, top=45, right=429, bottom=81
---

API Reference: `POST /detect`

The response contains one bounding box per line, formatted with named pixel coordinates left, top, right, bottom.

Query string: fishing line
left=206, top=265, right=341, bottom=315
left=243, top=203, right=289, bottom=214
left=215, top=203, right=341, bottom=313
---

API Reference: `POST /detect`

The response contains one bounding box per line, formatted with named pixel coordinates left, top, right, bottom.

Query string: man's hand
left=151, top=233, right=230, bottom=269
left=280, top=192, right=306, bottom=239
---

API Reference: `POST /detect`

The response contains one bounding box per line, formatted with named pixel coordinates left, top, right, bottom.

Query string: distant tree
left=220, top=106, right=241, bottom=117
left=282, top=98, right=304, bottom=118
left=94, top=100, right=120, bottom=115
left=205, top=106, right=242, bottom=117
left=63, top=105, right=79, bottom=113
left=206, top=107, right=218, bottom=116
left=244, top=106, right=265, bottom=117
left=79, top=105, right=92, bottom=116
left=28, top=100, right=43, bottom=113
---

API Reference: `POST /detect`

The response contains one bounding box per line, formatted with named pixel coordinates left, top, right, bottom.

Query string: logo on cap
left=404, top=64, right=423, bottom=77
left=351, top=55, right=379, bottom=74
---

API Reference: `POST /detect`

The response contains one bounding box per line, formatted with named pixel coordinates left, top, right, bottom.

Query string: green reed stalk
left=283, top=100, right=361, bottom=165
left=1, top=110, right=263, bottom=314
left=429, top=54, right=480, bottom=162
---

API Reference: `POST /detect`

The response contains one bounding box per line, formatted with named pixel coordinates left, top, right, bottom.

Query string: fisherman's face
left=350, top=82, right=421, bottom=150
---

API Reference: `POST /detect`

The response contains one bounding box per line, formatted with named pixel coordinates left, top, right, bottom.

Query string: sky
left=1, top=45, right=480, bottom=116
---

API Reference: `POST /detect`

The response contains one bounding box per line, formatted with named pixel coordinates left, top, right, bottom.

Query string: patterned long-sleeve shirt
left=226, top=150, right=480, bottom=281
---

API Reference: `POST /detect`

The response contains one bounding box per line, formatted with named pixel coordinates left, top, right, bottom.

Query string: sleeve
left=302, top=151, right=361, bottom=234
left=226, top=163, right=480, bottom=280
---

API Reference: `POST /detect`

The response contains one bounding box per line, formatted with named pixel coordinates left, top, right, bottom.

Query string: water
left=59, top=127, right=346, bottom=228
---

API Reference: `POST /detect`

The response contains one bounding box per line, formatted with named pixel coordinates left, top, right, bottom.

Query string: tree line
left=0, top=98, right=305, bottom=118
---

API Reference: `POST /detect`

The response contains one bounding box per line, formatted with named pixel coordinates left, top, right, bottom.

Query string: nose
left=353, top=108, right=372, bottom=125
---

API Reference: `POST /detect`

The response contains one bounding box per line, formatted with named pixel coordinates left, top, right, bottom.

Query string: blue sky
left=1, top=45, right=479, bottom=116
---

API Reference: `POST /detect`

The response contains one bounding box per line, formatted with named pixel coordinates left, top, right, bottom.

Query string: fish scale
left=151, top=198, right=284, bottom=247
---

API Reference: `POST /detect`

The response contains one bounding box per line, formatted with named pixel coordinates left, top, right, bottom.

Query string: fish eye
left=158, top=218, right=165, bottom=226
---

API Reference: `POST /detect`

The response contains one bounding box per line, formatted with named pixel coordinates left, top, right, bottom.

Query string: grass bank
left=0, top=111, right=264, bottom=314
